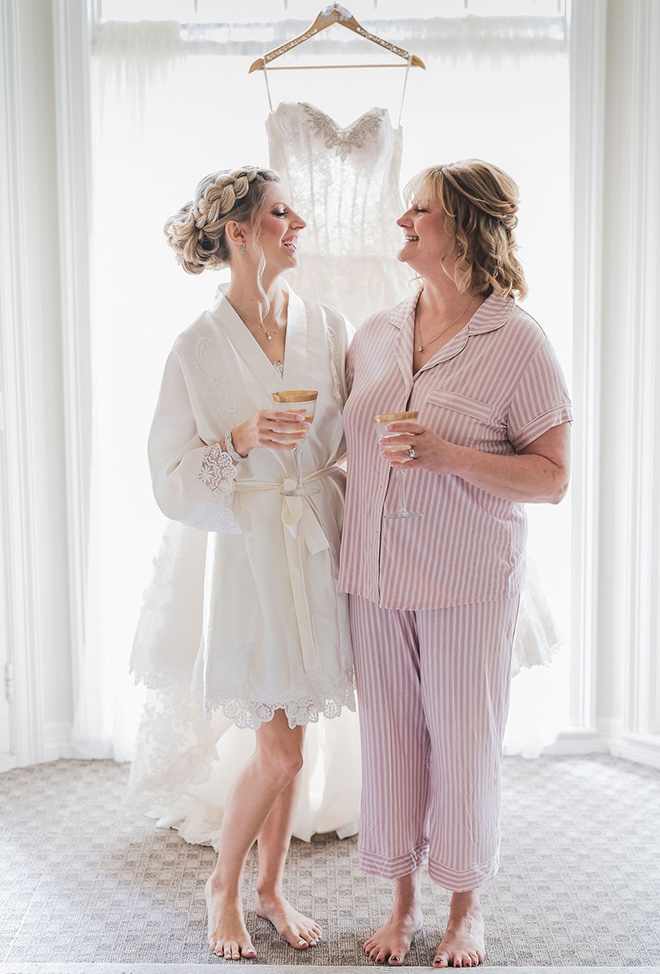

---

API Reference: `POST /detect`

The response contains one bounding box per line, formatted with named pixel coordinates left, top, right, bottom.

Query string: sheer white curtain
left=73, top=12, right=571, bottom=761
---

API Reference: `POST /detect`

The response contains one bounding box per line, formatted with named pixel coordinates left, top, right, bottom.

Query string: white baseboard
left=609, top=733, right=660, bottom=769
left=0, top=753, right=17, bottom=773
left=43, top=720, right=77, bottom=760
left=541, top=727, right=660, bottom=769
left=542, top=727, right=610, bottom=755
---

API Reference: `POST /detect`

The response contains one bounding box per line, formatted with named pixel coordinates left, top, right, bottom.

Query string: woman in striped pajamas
left=339, top=160, right=572, bottom=968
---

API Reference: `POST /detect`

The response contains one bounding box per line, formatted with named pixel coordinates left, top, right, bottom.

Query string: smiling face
left=249, top=181, right=306, bottom=275
left=396, top=188, right=458, bottom=280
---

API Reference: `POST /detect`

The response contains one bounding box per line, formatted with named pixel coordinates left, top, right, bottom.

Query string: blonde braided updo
left=405, top=159, right=528, bottom=300
left=164, top=167, right=279, bottom=275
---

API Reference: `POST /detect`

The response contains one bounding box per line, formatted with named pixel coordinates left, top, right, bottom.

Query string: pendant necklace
left=235, top=296, right=286, bottom=341
left=416, top=297, right=474, bottom=352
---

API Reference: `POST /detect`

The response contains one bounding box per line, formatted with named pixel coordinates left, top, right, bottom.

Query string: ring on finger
left=407, top=445, right=417, bottom=460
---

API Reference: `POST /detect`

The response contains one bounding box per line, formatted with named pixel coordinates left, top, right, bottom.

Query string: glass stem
left=395, top=468, right=407, bottom=514
left=293, top=445, right=303, bottom=489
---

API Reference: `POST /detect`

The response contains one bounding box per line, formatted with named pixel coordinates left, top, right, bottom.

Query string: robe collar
left=210, top=281, right=308, bottom=402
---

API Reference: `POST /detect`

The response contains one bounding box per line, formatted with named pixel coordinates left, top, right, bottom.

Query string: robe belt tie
left=233, top=463, right=340, bottom=672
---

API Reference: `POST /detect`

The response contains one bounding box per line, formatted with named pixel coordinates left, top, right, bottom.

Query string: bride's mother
left=339, top=159, right=572, bottom=968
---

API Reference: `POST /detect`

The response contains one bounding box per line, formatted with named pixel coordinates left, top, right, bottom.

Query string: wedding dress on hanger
left=129, top=94, right=562, bottom=850
left=269, top=100, right=414, bottom=325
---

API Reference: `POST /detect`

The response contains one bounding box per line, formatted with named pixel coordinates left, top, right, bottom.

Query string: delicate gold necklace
left=234, top=296, right=286, bottom=341
left=415, top=297, right=474, bottom=352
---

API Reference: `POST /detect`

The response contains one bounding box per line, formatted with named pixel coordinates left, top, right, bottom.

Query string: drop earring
left=240, top=243, right=246, bottom=255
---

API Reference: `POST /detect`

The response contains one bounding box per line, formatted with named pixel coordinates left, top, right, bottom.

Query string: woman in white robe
left=134, top=167, right=354, bottom=960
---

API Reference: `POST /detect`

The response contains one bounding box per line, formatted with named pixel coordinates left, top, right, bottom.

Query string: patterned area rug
left=0, top=966, right=657, bottom=974
left=0, top=755, right=659, bottom=967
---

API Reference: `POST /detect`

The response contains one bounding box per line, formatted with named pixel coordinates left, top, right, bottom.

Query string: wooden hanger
left=248, top=4, right=425, bottom=73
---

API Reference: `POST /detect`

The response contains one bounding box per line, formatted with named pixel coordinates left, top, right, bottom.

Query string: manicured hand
left=231, top=409, right=310, bottom=455
left=379, top=420, right=457, bottom=473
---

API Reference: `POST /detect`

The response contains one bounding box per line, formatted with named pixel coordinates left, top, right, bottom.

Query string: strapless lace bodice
left=268, top=102, right=413, bottom=324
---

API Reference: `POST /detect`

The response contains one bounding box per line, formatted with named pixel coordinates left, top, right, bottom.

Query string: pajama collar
left=387, top=290, right=516, bottom=335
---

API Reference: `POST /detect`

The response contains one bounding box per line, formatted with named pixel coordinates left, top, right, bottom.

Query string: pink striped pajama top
left=338, top=291, right=572, bottom=608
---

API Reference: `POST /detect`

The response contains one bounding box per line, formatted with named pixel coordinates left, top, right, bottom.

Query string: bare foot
left=205, top=876, right=257, bottom=960
left=255, top=890, right=322, bottom=949
left=432, top=891, right=485, bottom=968
left=363, top=908, right=424, bottom=966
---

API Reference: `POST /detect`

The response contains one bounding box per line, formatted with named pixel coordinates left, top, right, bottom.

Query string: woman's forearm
left=447, top=441, right=569, bottom=504
left=384, top=420, right=571, bottom=505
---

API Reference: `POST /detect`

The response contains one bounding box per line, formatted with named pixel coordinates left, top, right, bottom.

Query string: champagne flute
left=374, top=411, right=422, bottom=519
left=272, top=390, right=319, bottom=496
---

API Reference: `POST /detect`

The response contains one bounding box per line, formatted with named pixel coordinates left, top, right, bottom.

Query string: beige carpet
left=0, top=755, right=659, bottom=967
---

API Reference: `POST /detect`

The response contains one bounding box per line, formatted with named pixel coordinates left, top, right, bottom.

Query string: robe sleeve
left=148, top=348, right=241, bottom=534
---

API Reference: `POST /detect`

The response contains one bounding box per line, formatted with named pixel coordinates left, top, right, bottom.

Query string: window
left=78, top=1, right=571, bottom=756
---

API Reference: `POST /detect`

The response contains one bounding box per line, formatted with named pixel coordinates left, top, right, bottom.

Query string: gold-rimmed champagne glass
left=373, top=411, right=423, bottom=519
left=272, top=390, right=319, bottom=496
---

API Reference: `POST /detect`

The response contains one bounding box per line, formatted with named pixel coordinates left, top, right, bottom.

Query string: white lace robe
left=128, top=287, right=356, bottom=834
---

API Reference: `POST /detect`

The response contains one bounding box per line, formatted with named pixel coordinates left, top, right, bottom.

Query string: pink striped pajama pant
left=349, top=593, right=519, bottom=892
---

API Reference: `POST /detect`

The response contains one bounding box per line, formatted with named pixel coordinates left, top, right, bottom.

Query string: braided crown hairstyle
left=164, top=167, right=280, bottom=275
left=405, top=159, right=528, bottom=300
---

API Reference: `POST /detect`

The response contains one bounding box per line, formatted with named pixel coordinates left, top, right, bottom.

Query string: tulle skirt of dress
left=511, top=557, right=563, bottom=677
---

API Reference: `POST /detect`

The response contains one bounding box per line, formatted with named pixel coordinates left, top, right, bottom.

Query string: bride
left=131, top=166, right=354, bottom=959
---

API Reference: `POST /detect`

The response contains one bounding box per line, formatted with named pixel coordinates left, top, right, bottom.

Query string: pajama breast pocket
left=423, top=390, right=498, bottom=450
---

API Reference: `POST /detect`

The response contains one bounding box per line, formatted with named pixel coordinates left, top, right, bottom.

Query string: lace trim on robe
left=204, top=667, right=356, bottom=730
left=198, top=444, right=241, bottom=534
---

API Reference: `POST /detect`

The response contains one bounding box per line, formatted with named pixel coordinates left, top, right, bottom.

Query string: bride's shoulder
left=171, top=308, right=217, bottom=349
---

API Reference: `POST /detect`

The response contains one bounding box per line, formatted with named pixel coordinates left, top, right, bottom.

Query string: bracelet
left=223, top=430, right=245, bottom=463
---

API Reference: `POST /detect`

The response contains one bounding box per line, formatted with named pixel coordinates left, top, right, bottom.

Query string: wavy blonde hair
left=164, top=167, right=280, bottom=275
left=405, top=159, right=528, bottom=300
